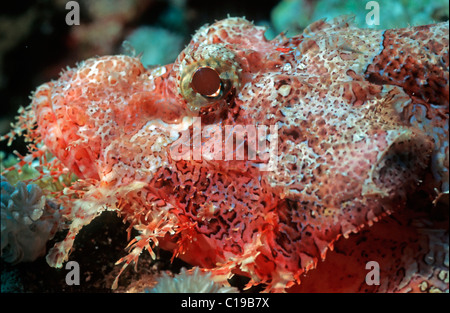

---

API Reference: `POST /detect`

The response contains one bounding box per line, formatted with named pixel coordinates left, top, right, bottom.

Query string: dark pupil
left=191, top=67, right=221, bottom=97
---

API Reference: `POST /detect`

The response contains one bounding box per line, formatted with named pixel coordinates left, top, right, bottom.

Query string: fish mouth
left=363, top=128, right=433, bottom=200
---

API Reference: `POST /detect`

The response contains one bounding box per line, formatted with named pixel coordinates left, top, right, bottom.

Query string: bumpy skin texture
left=5, top=17, right=448, bottom=292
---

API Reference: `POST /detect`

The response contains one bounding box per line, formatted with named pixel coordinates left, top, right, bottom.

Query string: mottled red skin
left=3, top=17, right=448, bottom=292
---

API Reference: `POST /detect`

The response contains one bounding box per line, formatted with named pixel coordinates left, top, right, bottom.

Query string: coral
left=1, top=176, right=61, bottom=263
left=1, top=153, right=40, bottom=187
left=2, top=16, right=448, bottom=292
left=0, top=151, right=76, bottom=194
left=0, top=151, right=20, bottom=170
left=147, top=267, right=238, bottom=293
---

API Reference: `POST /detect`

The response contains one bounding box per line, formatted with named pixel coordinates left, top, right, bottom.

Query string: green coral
left=1, top=151, right=40, bottom=185
left=0, top=151, right=76, bottom=194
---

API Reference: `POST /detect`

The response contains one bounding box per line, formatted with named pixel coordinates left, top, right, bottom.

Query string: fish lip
left=363, top=128, right=433, bottom=199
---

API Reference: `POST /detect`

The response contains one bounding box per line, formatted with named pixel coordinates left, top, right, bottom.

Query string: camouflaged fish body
left=3, top=17, right=448, bottom=292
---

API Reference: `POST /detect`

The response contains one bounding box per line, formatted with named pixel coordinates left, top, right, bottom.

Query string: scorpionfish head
left=31, top=17, right=438, bottom=289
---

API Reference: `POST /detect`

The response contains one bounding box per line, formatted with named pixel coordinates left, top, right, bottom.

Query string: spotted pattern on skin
left=2, top=17, right=448, bottom=292
left=365, top=23, right=449, bottom=197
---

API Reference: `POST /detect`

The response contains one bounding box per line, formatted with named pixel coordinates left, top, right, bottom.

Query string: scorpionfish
left=3, top=17, right=449, bottom=292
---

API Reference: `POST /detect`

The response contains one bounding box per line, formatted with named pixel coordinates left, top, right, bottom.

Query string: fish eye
left=178, top=44, right=241, bottom=113
left=190, top=66, right=222, bottom=98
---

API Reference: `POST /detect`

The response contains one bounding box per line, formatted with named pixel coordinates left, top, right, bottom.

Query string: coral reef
left=1, top=176, right=61, bottom=264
